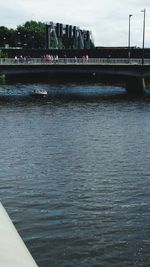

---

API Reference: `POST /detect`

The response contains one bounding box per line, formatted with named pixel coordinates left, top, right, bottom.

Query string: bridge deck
left=0, top=58, right=150, bottom=79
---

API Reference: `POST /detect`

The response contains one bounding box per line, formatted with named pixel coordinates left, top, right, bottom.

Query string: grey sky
left=0, top=0, right=150, bottom=47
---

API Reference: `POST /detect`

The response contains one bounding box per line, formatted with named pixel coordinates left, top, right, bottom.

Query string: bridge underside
left=1, top=63, right=149, bottom=95
left=4, top=73, right=146, bottom=95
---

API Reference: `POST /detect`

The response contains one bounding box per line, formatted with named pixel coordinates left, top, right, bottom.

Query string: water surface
left=0, top=83, right=150, bottom=267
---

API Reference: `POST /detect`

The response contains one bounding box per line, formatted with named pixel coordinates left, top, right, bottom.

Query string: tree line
left=0, top=20, right=94, bottom=50
left=0, top=21, right=46, bottom=49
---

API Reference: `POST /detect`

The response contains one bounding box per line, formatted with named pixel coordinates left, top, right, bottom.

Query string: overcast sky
left=1, top=0, right=150, bottom=47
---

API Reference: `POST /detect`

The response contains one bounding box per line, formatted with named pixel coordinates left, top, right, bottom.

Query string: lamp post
left=128, top=14, right=132, bottom=48
left=128, top=14, right=132, bottom=59
left=141, top=9, right=146, bottom=65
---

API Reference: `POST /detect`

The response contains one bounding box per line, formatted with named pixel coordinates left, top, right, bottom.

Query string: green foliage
left=0, top=26, right=10, bottom=47
left=0, top=74, right=5, bottom=84
left=0, top=20, right=46, bottom=49
left=16, top=21, right=45, bottom=48
left=0, top=49, right=7, bottom=58
left=0, top=20, right=95, bottom=49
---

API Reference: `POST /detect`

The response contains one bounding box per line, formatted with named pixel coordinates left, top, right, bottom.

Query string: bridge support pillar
left=126, top=77, right=145, bottom=95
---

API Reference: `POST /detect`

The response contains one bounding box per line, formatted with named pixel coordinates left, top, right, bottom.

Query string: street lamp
left=128, top=14, right=133, bottom=59
left=141, top=9, right=146, bottom=65
left=128, top=14, right=132, bottom=48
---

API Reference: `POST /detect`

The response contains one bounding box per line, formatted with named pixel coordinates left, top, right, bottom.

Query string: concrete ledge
left=0, top=202, right=38, bottom=267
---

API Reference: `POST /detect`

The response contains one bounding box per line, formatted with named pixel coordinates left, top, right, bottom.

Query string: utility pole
left=141, top=9, right=146, bottom=65
left=128, top=14, right=133, bottom=59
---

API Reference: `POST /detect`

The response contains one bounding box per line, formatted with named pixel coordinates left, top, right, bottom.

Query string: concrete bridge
left=1, top=58, right=150, bottom=94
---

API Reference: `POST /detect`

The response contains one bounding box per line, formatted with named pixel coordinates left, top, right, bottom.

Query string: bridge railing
left=0, top=57, right=150, bottom=65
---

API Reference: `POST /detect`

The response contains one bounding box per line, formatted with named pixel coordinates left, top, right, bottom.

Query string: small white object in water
left=31, top=89, right=48, bottom=97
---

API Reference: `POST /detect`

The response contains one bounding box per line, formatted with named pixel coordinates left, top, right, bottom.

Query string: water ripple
left=1, top=84, right=150, bottom=266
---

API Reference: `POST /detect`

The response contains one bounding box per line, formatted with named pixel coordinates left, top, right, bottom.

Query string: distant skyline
left=1, top=0, right=150, bottom=47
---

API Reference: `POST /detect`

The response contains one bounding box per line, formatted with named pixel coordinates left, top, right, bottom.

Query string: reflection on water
left=0, top=83, right=150, bottom=267
left=0, top=82, right=126, bottom=96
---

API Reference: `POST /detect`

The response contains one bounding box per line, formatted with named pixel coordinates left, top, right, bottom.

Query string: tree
left=0, top=26, right=10, bottom=47
left=16, top=21, right=45, bottom=49
left=0, top=21, right=46, bottom=49
left=0, top=20, right=95, bottom=50
left=0, top=49, right=7, bottom=58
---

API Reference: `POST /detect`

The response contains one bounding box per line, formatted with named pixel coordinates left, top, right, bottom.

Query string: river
left=0, top=83, right=150, bottom=267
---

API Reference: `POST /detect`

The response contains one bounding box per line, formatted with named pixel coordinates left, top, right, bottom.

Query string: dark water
left=1, top=83, right=150, bottom=267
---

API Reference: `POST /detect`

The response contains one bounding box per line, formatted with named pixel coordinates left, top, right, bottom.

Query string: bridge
left=1, top=57, right=150, bottom=94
